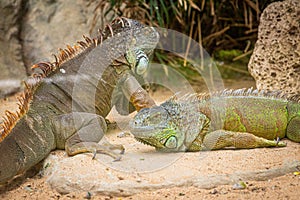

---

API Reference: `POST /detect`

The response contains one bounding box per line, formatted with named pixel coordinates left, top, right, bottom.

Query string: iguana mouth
left=130, top=126, right=155, bottom=132
left=134, top=137, right=155, bottom=147
left=130, top=125, right=167, bottom=138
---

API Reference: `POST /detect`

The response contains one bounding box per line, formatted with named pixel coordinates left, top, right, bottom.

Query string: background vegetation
left=92, top=0, right=280, bottom=82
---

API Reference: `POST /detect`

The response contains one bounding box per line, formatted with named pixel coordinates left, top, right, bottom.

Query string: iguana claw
left=275, top=137, right=280, bottom=146
left=120, top=148, right=125, bottom=155
left=113, top=156, right=122, bottom=162
left=92, top=149, right=97, bottom=160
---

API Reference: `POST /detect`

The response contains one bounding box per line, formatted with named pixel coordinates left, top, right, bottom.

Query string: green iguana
left=130, top=88, right=300, bottom=152
left=0, top=17, right=159, bottom=184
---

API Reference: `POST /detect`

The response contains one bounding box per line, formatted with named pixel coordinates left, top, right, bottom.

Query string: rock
left=42, top=138, right=300, bottom=196
left=0, top=0, right=27, bottom=97
left=248, top=0, right=300, bottom=94
left=21, top=0, right=105, bottom=71
left=0, top=0, right=108, bottom=98
left=209, top=188, right=218, bottom=194
left=232, top=181, right=247, bottom=190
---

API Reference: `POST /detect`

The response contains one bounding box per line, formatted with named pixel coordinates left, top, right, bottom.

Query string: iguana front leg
left=121, top=73, right=156, bottom=111
left=51, top=112, right=124, bottom=161
left=201, top=130, right=287, bottom=150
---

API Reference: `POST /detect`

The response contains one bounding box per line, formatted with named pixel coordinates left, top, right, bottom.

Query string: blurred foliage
left=214, top=49, right=251, bottom=79
left=92, top=0, right=280, bottom=53
left=214, top=49, right=245, bottom=61
left=92, top=0, right=280, bottom=82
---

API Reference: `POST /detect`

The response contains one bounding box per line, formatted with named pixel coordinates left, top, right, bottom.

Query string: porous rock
left=248, top=0, right=300, bottom=94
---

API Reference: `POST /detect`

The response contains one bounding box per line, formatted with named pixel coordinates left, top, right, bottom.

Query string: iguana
left=0, top=17, right=159, bottom=184
left=130, top=88, right=300, bottom=152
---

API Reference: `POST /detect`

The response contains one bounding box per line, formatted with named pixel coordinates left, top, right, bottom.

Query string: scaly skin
left=130, top=88, right=300, bottom=152
left=0, top=17, right=159, bottom=184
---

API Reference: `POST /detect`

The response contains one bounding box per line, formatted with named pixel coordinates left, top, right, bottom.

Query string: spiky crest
left=167, top=87, right=300, bottom=104
left=0, top=17, right=130, bottom=141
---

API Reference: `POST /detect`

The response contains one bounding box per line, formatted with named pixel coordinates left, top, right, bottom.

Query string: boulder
left=43, top=135, right=300, bottom=196
left=21, top=0, right=105, bottom=70
left=0, top=0, right=106, bottom=98
left=248, top=0, right=300, bottom=94
left=0, top=0, right=27, bottom=97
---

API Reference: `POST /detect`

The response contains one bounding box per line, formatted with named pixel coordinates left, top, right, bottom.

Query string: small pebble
left=209, top=189, right=218, bottom=194
left=117, top=132, right=131, bottom=138
left=232, top=181, right=247, bottom=190
left=23, top=186, right=33, bottom=192
left=178, top=192, right=185, bottom=196
left=84, top=191, right=92, bottom=199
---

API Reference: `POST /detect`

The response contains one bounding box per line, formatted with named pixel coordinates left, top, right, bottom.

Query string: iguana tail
left=0, top=116, right=55, bottom=184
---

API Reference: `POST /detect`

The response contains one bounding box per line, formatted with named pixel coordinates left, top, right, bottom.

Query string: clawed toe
left=275, top=137, right=286, bottom=147
left=275, top=137, right=280, bottom=146
left=92, top=149, right=97, bottom=160
left=120, top=148, right=125, bottom=154
left=113, top=156, right=122, bottom=162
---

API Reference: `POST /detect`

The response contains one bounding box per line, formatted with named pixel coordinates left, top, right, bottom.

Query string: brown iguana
left=0, top=17, right=159, bottom=184
left=130, top=88, right=300, bottom=152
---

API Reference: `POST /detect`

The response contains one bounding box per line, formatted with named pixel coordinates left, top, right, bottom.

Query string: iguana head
left=129, top=100, right=209, bottom=151
left=122, top=18, right=159, bottom=76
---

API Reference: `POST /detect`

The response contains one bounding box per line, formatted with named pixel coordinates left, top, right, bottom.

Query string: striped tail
left=0, top=117, right=54, bottom=184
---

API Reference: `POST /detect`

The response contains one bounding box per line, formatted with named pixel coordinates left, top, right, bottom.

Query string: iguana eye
left=163, top=136, right=177, bottom=149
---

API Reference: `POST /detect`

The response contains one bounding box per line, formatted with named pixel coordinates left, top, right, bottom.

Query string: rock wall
left=248, top=0, right=300, bottom=94
left=0, top=0, right=105, bottom=98
left=0, top=0, right=27, bottom=97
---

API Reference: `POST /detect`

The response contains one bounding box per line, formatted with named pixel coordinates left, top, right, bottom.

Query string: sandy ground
left=0, top=173, right=300, bottom=200
left=0, top=79, right=300, bottom=199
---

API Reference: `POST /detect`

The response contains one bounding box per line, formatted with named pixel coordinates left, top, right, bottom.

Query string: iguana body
left=0, top=17, right=159, bottom=184
left=130, top=88, right=300, bottom=152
